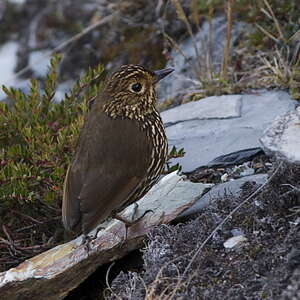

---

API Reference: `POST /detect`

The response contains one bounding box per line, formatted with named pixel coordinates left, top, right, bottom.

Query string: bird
left=62, top=64, right=174, bottom=237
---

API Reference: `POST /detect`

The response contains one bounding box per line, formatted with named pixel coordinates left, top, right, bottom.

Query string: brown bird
left=62, top=64, right=174, bottom=237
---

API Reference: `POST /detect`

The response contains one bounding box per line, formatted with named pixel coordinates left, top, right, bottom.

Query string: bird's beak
left=154, top=68, right=174, bottom=83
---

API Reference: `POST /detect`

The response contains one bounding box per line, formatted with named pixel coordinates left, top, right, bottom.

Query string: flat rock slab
left=162, top=95, right=242, bottom=125
left=260, top=106, right=300, bottom=164
left=179, top=174, right=268, bottom=219
left=0, top=172, right=209, bottom=300
left=162, top=91, right=297, bottom=172
left=205, top=148, right=264, bottom=168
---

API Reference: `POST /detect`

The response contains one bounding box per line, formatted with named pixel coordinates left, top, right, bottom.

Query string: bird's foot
left=112, top=207, right=154, bottom=244
left=131, top=202, right=139, bottom=221
left=81, top=227, right=104, bottom=253
left=113, top=207, right=154, bottom=227
left=81, top=234, right=93, bottom=253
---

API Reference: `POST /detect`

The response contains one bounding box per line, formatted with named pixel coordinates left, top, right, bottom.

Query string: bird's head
left=103, top=65, right=174, bottom=119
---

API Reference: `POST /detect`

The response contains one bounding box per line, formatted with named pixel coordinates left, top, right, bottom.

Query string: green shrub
left=0, top=55, right=103, bottom=224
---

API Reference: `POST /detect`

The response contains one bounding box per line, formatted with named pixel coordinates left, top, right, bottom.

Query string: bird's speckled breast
left=139, top=110, right=168, bottom=192
left=118, top=109, right=168, bottom=211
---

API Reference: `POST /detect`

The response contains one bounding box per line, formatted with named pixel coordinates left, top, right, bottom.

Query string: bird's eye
left=131, top=82, right=142, bottom=93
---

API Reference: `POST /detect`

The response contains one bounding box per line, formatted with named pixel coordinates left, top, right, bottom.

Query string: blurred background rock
left=0, top=0, right=190, bottom=100
left=1, top=0, right=299, bottom=104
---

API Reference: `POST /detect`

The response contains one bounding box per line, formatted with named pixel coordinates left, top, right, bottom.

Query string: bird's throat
left=103, top=99, right=156, bottom=121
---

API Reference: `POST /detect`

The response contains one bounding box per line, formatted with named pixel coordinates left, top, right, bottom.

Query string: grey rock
left=260, top=106, right=300, bottom=164
left=162, top=91, right=297, bottom=172
left=7, top=0, right=25, bottom=4
left=178, top=173, right=268, bottom=219
left=162, top=94, right=242, bottom=126
left=238, top=163, right=255, bottom=177
left=223, top=235, right=248, bottom=249
left=206, top=148, right=264, bottom=168
left=28, top=50, right=52, bottom=78
left=0, top=41, right=32, bottom=101
left=0, top=42, right=18, bottom=98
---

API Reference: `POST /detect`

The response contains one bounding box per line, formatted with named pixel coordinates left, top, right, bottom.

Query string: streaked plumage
left=62, top=65, right=173, bottom=235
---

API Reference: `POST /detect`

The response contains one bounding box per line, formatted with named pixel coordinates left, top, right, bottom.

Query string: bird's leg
left=81, top=226, right=104, bottom=253
left=112, top=206, right=154, bottom=242
left=81, top=234, right=92, bottom=252
left=131, top=202, right=139, bottom=221
left=113, top=206, right=154, bottom=226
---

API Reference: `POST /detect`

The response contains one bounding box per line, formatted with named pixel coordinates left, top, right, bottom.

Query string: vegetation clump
left=0, top=55, right=103, bottom=271
left=161, top=0, right=300, bottom=105
left=108, top=161, right=300, bottom=299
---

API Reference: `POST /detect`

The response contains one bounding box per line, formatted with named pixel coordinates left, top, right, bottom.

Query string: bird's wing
left=62, top=110, right=150, bottom=235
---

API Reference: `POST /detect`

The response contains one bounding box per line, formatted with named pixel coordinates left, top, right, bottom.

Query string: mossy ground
left=107, top=161, right=300, bottom=299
